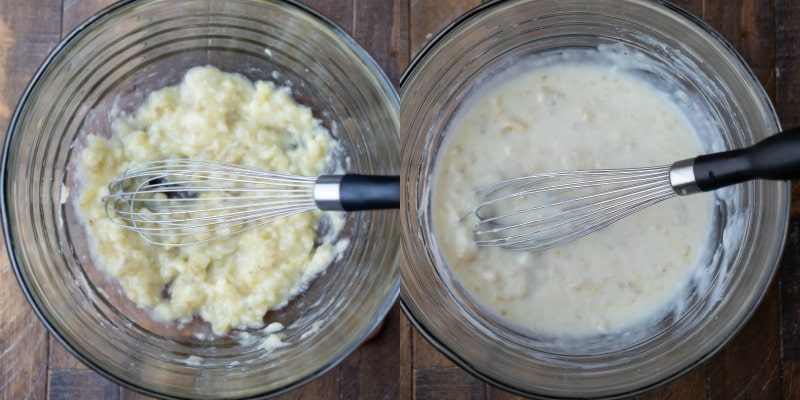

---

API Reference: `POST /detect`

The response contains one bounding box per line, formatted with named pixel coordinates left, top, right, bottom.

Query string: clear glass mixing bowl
left=3, top=1, right=399, bottom=398
left=400, top=0, right=787, bottom=398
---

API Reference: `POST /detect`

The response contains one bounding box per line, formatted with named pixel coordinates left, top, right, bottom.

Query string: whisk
left=472, top=127, right=800, bottom=251
left=103, top=159, right=399, bottom=245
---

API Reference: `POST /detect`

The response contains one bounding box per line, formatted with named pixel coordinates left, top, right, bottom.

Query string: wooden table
left=2, top=0, right=799, bottom=399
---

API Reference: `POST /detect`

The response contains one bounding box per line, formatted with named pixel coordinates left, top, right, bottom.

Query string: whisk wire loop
left=472, top=165, right=677, bottom=251
left=103, top=159, right=321, bottom=245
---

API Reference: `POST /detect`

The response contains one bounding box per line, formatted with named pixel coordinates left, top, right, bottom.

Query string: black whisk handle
left=693, top=127, right=800, bottom=191
left=338, top=175, right=400, bottom=211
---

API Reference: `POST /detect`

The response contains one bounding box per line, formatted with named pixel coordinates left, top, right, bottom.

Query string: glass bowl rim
left=2, top=0, right=400, bottom=398
left=399, top=0, right=789, bottom=398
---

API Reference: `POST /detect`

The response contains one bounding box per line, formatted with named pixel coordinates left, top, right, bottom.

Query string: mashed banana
left=78, top=66, right=343, bottom=335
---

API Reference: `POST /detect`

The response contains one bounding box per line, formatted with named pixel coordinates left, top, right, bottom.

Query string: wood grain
left=0, top=2, right=61, bottom=400
left=351, top=0, right=405, bottom=85
left=399, top=308, right=414, bottom=400
left=408, top=0, right=482, bottom=57
left=631, top=365, right=708, bottom=400
left=784, top=361, right=800, bottom=400
left=782, top=221, right=800, bottom=361
left=777, top=0, right=800, bottom=222
left=414, top=367, right=484, bottom=400
left=779, top=1, right=800, bottom=398
left=777, top=0, right=800, bottom=129
left=706, top=283, right=781, bottom=399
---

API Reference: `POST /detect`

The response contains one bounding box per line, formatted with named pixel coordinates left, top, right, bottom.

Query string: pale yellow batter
left=78, top=66, right=343, bottom=335
left=433, top=61, right=712, bottom=337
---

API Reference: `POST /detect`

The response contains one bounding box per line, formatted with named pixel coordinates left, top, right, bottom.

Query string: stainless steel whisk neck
left=313, top=175, right=345, bottom=211
left=668, top=158, right=701, bottom=196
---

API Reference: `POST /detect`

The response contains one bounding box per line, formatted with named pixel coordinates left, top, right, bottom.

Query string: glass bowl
left=400, top=0, right=787, bottom=398
left=3, top=0, right=399, bottom=398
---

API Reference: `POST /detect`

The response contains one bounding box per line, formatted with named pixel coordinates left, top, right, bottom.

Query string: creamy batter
left=432, top=60, right=711, bottom=336
left=78, top=66, right=344, bottom=336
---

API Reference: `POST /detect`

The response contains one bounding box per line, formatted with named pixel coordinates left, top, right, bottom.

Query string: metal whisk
left=472, top=127, right=800, bottom=251
left=103, top=159, right=399, bottom=245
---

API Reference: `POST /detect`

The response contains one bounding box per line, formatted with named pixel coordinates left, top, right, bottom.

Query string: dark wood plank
left=49, top=336, right=122, bottom=399
left=408, top=302, right=486, bottom=394
left=701, top=0, right=774, bottom=70
left=0, top=0, right=62, bottom=104
left=408, top=0, right=482, bottom=57
left=0, top=280, right=49, bottom=400
left=412, top=326, right=458, bottom=368
left=776, top=0, right=800, bottom=225
left=277, top=371, right=341, bottom=400
left=629, top=365, right=707, bottom=400
left=777, top=0, right=800, bottom=129
left=781, top=221, right=800, bottom=361
left=486, top=385, right=527, bottom=400
left=119, top=389, right=154, bottom=400
left=0, top=1, right=62, bottom=400
left=414, top=367, right=485, bottom=400
left=702, top=0, right=776, bottom=101
left=783, top=361, right=800, bottom=399
left=48, top=369, right=119, bottom=400
left=393, top=0, right=411, bottom=82
left=62, top=0, right=116, bottom=36
left=777, top=4, right=800, bottom=400
left=0, top=19, right=13, bottom=123
left=410, top=326, right=493, bottom=398
left=400, top=313, right=414, bottom=400
left=302, top=0, right=354, bottom=36
left=340, top=304, right=401, bottom=400
left=48, top=336, right=88, bottom=370
left=707, top=283, right=782, bottom=399
left=352, top=0, right=404, bottom=85
left=669, top=0, right=702, bottom=16
left=792, top=181, right=800, bottom=219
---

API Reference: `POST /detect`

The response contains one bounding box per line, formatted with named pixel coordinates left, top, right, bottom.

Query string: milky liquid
left=431, top=61, right=712, bottom=337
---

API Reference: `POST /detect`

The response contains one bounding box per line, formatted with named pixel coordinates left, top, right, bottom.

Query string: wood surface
left=2, top=0, right=800, bottom=399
